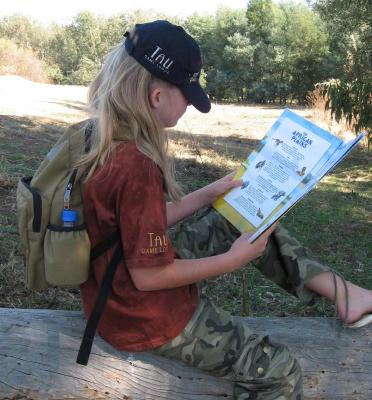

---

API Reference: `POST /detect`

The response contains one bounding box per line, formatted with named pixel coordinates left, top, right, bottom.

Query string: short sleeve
left=117, top=155, right=175, bottom=269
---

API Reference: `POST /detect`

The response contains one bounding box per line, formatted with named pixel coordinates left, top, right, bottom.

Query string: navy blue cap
left=124, top=20, right=211, bottom=113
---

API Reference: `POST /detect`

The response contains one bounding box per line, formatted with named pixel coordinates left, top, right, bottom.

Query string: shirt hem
left=99, top=303, right=198, bottom=352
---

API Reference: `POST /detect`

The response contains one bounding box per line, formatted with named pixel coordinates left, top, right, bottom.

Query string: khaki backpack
left=16, top=119, right=123, bottom=365
left=16, top=119, right=93, bottom=289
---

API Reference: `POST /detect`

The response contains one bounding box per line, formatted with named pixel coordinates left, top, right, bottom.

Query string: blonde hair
left=77, top=41, right=183, bottom=202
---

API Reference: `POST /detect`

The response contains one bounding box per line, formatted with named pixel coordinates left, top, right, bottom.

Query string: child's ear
left=149, top=86, right=162, bottom=109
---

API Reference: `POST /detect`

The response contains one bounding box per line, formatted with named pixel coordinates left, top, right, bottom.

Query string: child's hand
left=203, top=171, right=243, bottom=204
left=228, top=223, right=278, bottom=267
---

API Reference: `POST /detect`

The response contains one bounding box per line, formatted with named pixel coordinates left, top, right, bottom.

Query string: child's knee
left=233, top=337, right=303, bottom=399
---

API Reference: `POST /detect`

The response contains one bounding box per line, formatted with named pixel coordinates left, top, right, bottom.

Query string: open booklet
left=213, top=109, right=365, bottom=243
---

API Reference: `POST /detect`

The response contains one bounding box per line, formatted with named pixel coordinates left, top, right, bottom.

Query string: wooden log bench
left=0, top=308, right=371, bottom=399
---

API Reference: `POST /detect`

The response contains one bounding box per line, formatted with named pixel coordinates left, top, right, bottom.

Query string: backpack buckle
left=64, top=182, right=73, bottom=209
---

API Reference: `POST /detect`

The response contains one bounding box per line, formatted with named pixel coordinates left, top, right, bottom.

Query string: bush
left=45, top=63, right=64, bottom=84
left=0, top=38, right=49, bottom=83
left=68, top=56, right=100, bottom=86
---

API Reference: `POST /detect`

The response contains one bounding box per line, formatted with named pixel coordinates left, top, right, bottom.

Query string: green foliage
left=186, top=7, right=253, bottom=102
left=45, top=12, right=104, bottom=83
left=43, top=10, right=176, bottom=85
left=0, top=2, right=367, bottom=112
left=0, top=14, right=49, bottom=55
left=247, top=0, right=276, bottom=43
left=280, top=5, right=329, bottom=102
left=45, top=64, right=64, bottom=84
left=311, top=0, right=371, bottom=136
left=186, top=1, right=330, bottom=104
left=318, top=79, right=371, bottom=135
left=69, top=55, right=101, bottom=86
left=246, top=1, right=330, bottom=104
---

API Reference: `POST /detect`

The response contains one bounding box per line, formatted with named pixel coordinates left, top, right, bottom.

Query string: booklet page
left=248, top=133, right=366, bottom=242
left=224, top=117, right=332, bottom=227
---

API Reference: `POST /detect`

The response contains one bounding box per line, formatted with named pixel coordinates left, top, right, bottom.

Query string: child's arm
left=167, top=171, right=242, bottom=226
left=129, top=223, right=277, bottom=291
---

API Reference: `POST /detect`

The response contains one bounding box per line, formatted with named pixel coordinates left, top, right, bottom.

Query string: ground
left=0, top=75, right=370, bottom=316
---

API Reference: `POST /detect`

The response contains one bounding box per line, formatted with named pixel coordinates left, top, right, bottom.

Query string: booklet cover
left=213, top=109, right=365, bottom=242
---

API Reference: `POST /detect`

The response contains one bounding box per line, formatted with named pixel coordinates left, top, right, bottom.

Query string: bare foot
left=306, top=272, right=372, bottom=324
left=336, top=282, right=372, bottom=324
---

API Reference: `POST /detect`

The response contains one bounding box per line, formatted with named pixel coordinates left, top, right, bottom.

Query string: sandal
left=332, top=270, right=349, bottom=327
left=345, top=314, right=372, bottom=329
left=332, top=270, right=372, bottom=329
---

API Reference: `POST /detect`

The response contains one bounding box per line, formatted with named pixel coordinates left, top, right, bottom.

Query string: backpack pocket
left=17, top=177, right=49, bottom=289
left=44, top=225, right=91, bottom=286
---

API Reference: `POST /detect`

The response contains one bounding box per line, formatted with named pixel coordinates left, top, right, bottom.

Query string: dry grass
left=0, top=39, right=50, bottom=83
left=0, top=76, right=370, bottom=317
left=306, top=86, right=357, bottom=142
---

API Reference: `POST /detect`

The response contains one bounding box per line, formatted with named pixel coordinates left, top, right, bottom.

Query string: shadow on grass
left=45, top=99, right=87, bottom=112
left=0, top=114, right=67, bottom=160
left=0, top=114, right=370, bottom=314
left=171, top=129, right=260, bottom=157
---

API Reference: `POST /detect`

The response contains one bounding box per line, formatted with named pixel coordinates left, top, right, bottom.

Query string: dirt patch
left=0, top=75, right=314, bottom=139
left=0, top=75, right=88, bottom=122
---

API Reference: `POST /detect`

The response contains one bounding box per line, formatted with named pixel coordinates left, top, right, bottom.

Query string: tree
left=186, top=7, right=252, bottom=102
left=276, top=4, right=330, bottom=103
left=0, top=15, right=47, bottom=51
left=311, top=0, right=371, bottom=136
left=246, top=0, right=282, bottom=103
left=46, top=12, right=105, bottom=84
left=45, top=10, right=177, bottom=84
left=246, top=0, right=330, bottom=104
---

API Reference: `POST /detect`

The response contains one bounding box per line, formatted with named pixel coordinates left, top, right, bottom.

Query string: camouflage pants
left=152, top=206, right=331, bottom=399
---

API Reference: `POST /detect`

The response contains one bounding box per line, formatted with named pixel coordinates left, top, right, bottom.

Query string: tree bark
left=0, top=308, right=370, bottom=399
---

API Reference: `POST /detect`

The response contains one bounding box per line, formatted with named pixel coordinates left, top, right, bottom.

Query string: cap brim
left=180, top=83, right=211, bottom=113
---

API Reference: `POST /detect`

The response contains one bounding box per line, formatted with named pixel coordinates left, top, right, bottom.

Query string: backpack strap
left=20, top=177, right=42, bottom=232
left=76, top=230, right=123, bottom=365
left=76, top=121, right=122, bottom=366
left=63, top=120, right=94, bottom=211
left=84, top=119, right=94, bottom=153
left=90, top=230, right=122, bottom=261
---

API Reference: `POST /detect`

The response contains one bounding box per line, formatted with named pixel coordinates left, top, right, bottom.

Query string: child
left=76, top=20, right=372, bottom=399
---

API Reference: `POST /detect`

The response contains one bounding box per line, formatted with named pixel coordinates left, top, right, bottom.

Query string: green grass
left=0, top=113, right=371, bottom=319
left=171, top=130, right=372, bottom=318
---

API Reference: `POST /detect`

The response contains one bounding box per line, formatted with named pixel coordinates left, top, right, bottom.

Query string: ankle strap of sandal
left=332, top=270, right=349, bottom=327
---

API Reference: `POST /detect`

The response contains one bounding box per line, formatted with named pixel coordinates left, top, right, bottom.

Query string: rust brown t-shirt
left=80, top=141, right=198, bottom=352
